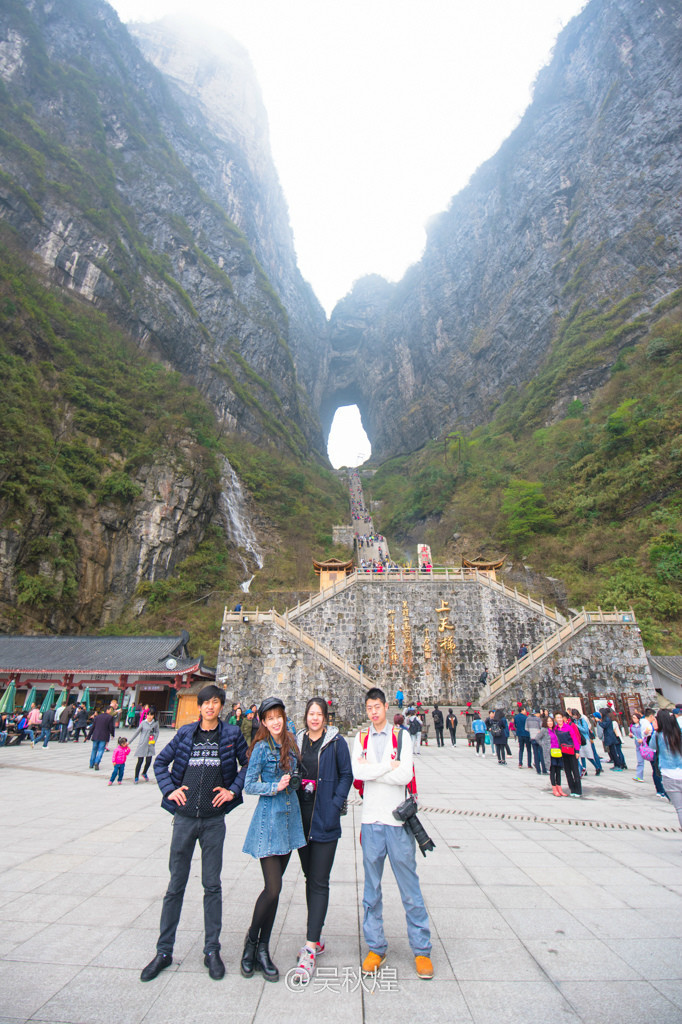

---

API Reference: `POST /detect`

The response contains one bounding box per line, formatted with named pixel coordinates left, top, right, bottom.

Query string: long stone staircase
left=479, top=606, right=637, bottom=707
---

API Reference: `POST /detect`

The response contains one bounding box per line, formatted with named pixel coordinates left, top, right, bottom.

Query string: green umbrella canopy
left=80, top=687, right=91, bottom=712
left=0, top=682, right=16, bottom=714
left=39, top=686, right=55, bottom=713
left=22, top=686, right=37, bottom=711
left=53, top=690, right=66, bottom=713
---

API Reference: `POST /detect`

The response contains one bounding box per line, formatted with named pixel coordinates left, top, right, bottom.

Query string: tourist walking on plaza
left=641, top=708, right=669, bottom=799
left=630, top=711, right=646, bottom=783
left=39, top=704, right=55, bottom=747
left=108, top=736, right=131, bottom=785
left=490, top=709, right=509, bottom=764
left=572, top=708, right=602, bottom=775
left=446, top=709, right=458, bottom=745
left=432, top=705, right=445, bottom=747
left=241, top=697, right=305, bottom=983
left=406, top=707, right=422, bottom=754
left=89, top=708, right=115, bottom=770
left=141, top=684, right=248, bottom=983
left=514, top=706, right=533, bottom=768
left=601, top=709, right=626, bottom=770
left=128, top=706, right=160, bottom=783
left=648, top=710, right=682, bottom=826
left=554, top=712, right=582, bottom=797
left=291, top=698, right=353, bottom=984
left=547, top=715, right=566, bottom=796
left=472, top=713, right=486, bottom=756
left=352, top=687, right=433, bottom=979
left=72, top=704, right=88, bottom=742
left=534, top=716, right=551, bottom=777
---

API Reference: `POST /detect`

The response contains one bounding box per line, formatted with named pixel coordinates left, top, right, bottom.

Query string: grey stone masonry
left=293, top=578, right=560, bottom=703
left=491, top=622, right=656, bottom=712
left=217, top=615, right=366, bottom=728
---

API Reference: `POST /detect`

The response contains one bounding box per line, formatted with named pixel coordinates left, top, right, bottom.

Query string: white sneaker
left=291, top=946, right=316, bottom=985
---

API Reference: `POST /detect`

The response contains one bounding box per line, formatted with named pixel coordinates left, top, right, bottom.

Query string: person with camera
left=290, top=697, right=353, bottom=983
left=352, top=687, right=433, bottom=980
left=241, top=697, right=305, bottom=982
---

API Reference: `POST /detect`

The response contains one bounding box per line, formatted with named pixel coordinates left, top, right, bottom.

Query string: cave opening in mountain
left=327, top=405, right=371, bottom=469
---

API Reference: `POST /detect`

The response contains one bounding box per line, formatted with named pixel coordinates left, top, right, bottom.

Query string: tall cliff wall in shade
left=322, top=0, right=682, bottom=460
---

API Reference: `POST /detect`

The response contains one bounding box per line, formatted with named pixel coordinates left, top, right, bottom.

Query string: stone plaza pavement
left=1, top=731, right=681, bottom=1024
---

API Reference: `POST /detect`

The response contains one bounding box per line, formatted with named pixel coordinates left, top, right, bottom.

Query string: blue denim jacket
left=242, top=738, right=305, bottom=858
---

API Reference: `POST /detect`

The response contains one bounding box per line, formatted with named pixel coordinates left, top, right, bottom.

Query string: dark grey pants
left=157, top=814, right=226, bottom=956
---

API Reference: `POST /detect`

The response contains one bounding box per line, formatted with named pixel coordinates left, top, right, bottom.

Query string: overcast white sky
left=109, top=0, right=588, bottom=464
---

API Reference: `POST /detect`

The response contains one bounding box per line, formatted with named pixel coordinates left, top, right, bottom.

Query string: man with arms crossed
left=352, top=687, right=433, bottom=979
left=140, top=684, right=248, bottom=982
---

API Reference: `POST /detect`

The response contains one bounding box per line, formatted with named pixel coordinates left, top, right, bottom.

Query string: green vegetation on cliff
left=0, top=235, right=348, bottom=660
left=367, top=298, right=682, bottom=653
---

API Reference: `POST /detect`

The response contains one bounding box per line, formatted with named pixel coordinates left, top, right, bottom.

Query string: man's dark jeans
left=532, top=740, right=546, bottom=774
left=518, top=735, right=532, bottom=767
left=157, top=814, right=226, bottom=956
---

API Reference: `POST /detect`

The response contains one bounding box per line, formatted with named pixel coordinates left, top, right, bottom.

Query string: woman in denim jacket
left=648, top=709, right=682, bottom=828
left=241, top=697, right=305, bottom=982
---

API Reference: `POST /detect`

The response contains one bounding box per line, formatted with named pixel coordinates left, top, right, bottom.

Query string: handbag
left=640, top=736, right=656, bottom=762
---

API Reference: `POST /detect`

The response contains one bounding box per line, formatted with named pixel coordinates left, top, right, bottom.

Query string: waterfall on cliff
left=219, top=457, right=264, bottom=592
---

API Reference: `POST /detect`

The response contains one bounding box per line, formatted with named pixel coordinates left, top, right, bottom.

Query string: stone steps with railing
left=222, top=606, right=372, bottom=693
left=480, top=606, right=637, bottom=707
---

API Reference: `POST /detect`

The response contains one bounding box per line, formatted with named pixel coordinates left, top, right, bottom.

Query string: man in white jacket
left=352, top=687, right=433, bottom=980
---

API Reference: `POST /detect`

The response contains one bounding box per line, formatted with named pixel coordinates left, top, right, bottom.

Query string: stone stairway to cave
left=348, top=468, right=391, bottom=566
left=479, top=606, right=637, bottom=708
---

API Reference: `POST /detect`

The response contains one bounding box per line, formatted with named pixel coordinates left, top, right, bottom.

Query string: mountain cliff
left=324, top=0, right=682, bottom=460
left=0, top=0, right=341, bottom=637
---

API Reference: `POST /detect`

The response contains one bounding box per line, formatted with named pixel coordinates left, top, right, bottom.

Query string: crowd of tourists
left=460, top=703, right=682, bottom=812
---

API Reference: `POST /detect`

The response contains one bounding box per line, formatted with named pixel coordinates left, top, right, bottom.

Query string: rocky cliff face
left=324, top=0, right=682, bottom=460
left=0, top=0, right=326, bottom=456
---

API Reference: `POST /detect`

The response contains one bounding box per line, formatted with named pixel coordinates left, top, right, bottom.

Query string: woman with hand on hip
left=128, top=706, right=160, bottom=783
left=241, top=697, right=305, bottom=983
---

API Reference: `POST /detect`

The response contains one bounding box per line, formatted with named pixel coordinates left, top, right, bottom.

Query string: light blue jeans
left=361, top=822, right=431, bottom=957
left=90, top=740, right=106, bottom=767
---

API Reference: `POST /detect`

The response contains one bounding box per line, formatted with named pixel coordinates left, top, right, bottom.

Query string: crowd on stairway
left=348, top=469, right=392, bottom=568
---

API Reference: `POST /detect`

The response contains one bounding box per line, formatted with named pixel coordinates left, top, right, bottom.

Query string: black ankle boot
left=255, top=941, right=279, bottom=981
left=240, top=933, right=258, bottom=978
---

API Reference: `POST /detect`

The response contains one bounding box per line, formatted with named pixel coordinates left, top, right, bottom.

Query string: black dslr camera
left=287, top=766, right=302, bottom=791
left=392, top=796, right=436, bottom=857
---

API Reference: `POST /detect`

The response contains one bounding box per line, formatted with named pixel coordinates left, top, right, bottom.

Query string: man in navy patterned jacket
left=140, top=684, right=248, bottom=983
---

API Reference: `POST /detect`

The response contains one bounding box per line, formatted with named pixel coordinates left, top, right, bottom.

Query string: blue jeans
left=361, top=823, right=431, bottom=957
left=110, top=764, right=125, bottom=783
left=580, top=742, right=602, bottom=773
left=40, top=727, right=51, bottom=747
left=518, top=736, right=532, bottom=766
left=157, top=815, right=226, bottom=956
left=90, top=740, right=106, bottom=767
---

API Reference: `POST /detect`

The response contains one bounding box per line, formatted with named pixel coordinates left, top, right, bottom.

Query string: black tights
left=475, top=734, right=485, bottom=753
left=298, top=840, right=338, bottom=944
left=549, top=758, right=563, bottom=786
left=248, top=853, right=291, bottom=944
left=135, top=756, right=152, bottom=780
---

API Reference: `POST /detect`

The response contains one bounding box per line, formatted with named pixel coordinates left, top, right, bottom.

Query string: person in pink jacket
left=554, top=712, right=583, bottom=798
left=108, top=736, right=131, bottom=786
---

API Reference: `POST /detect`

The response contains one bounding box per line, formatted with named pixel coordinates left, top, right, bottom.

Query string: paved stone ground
left=1, top=731, right=681, bottom=1024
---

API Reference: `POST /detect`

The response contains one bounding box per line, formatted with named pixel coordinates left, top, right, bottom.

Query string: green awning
left=22, top=686, right=37, bottom=711
left=80, top=687, right=91, bottom=712
left=39, top=686, right=55, bottom=713
left=0, top=682, right=16, bottom=714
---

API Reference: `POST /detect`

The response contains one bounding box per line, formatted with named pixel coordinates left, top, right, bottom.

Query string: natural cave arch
left=327, top=404, right=371, bottom=468
left=321, top=387, right=372, bottom=468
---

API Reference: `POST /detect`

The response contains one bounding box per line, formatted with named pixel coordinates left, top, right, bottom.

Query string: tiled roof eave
left=0, top=662, right=203, bottom=677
